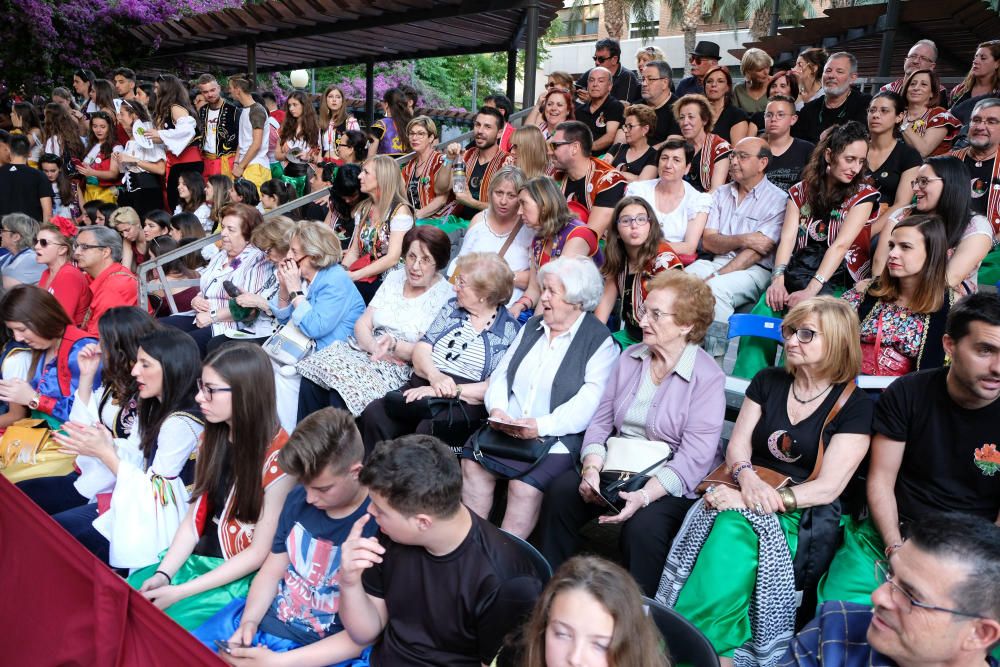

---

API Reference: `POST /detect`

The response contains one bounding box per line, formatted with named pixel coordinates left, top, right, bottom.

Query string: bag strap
left=497, top=220, right=524, bottom=259
left=806, top=382, right=855, bottom=483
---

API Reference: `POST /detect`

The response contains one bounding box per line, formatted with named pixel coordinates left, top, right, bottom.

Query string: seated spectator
left=636, top=45, right=666, bottom=76
left=873, top=156, right=992, bottom=293
left=509, top=176, right=601, bottom=320
left=843, top=215, right=955, bottom=375
left=36, top=217, right=90, bottom=326
left=733, top=48, right=775, bottom=115
left=574, top=67, right=624, bottom=154
left=949, top=40, right=1000, bottom=109
left=358, top=252, right=520, bottom=452
left=509, top=125, right=551, bottom=180
left=733, top=121, right=878, bottom=379
left=673, top=94, right=732, bottom=194
left=0, top=134, right=52, bottom=222
left=400, top=116, right=452, bottom=221
left=685, top=137, right=787, bottom=359
left=865, top=91, right=922, bottom=232
left=623, top=138, right=712, bottom=258
left=169, top=210, right=207, bottom=243
left=786, top=514, right=1000, bottom=667
left=595, top=196, right=682, bottom=348
left=15, top=307, right=153, bottom=513
left=146, top=237, right=201, bottom=316
left=878, top=39, right=950, bottom=108
left=109, top=206, right=148, bottom=271
left=141, top=209, right=171, bottom=241
left=0, top=285, right=100, bottom=484
left=522, top=556, right=670, bottom=667
left=485, top=94, right=515, bottom=151
left=676, top=41, right=720, bottom=97
left=601, top=103, right=659, bottom=183
left=76, top=111, right=120, bottom=205
left=462, top=257, right=617, bottom=538
left=322, top=162, right=363, bottom=244
left=659, top=296, right=873, bottom=662
left=818, top=292, right=1000, bottom=606
left=339, top=434, right=545, bottom=666
left=575, top=38, right=643, bottom=105
left=794, top=52, right=871, bottom=144
left=763, top=95, right=815, bottom=193
left=532, top=88, right=574, bottom=141
left=899, top=69, right=961, bottom=157
left=0, top=212, right=45, bottom=288
left=438, top=107, right=512, bottom=219
left=193, top=408, right=373, bottom=664
left=38, top=153, right=83, bottom=221
left=638, top=60, right=681, bottom=147
left=525, top=71, right=575, bottom=129
left=449, top=166, right=532, bottom=304
left=297, top=226, right=454, bottom=420
left=175, top=170, right=212, bottom=232
left=259, top=178, right=298, bottom=217
left=341, top=155, right=413, bottom=303
left=703, top=66, right=752, bottom=144
left=129, top=344, right=293, bottom=630
left=268, top=221, right=365, bottom=432
left=539, top=271, right=724, bottom=595
left=205, top=175, right=234, bottom=232
left=50, top=328, right=203, bottom=567
left=367, top=88, right=410, bottom=159
left=97, top=202, right=118, bottom=227
left=114, top=98, right=166, bottom=220
left=160, top=203, right=271, bottom=355
left=549, top=120, right=627, bottom=236
left=334, top=129, right=368, bottom=166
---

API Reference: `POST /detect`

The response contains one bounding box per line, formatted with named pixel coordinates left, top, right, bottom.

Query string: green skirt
left=128, top=553, right=255, bottom=630
left=673, top=510, right=801, bottom=657
left=816, top=515, right=883, bottom=607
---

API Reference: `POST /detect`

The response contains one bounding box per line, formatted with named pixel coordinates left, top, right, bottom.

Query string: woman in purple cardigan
left=536, top=271, right=726, bottom=596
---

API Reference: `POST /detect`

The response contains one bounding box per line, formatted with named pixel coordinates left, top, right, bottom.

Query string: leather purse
left=470, top=425, right=559, bottom=479
left=263, top=321, right=315, bottom=366
left=0, top=419, right=51, bottom=470
left=860, top=311, right=914, bottom=376
left=696, top=382, right=856, bottom=493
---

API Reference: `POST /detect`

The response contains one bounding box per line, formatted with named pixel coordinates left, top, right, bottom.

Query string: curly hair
left=799, top=120, right=870, bottom=222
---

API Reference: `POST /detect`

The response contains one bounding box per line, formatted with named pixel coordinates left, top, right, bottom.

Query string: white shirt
left=203, top=107, right=222, bottom=154
left=175, top=202, right=213, bottom=232
left=449, top=213, right=534, bottom=304
left=369, top=269, right=454, bottom=342
left=237, top=103, right=270, bottom=168
left=625, top=179, right=712, bottom=244
left=485, top=313, right=618, bottom=439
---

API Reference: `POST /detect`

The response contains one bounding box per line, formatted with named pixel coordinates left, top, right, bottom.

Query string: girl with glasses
left=36, top=216, right=90, bottom=326
left=128, top=343, right=294, bottom=631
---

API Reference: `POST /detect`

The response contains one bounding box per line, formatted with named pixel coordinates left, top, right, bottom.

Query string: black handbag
left=784, top=244, right=836, bottom=295
left=599, top=453, right=673, bottom=509
left=382, top=391, right=475, bottom=439
left=470, top=426, right=558, bottom=479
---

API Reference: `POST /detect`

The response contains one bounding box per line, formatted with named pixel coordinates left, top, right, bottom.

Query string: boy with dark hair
left=339, top=434, right=544, bottom=666
left=0, top=133, right=52, bottom=221
left=194, top=408, right=374, bottom=666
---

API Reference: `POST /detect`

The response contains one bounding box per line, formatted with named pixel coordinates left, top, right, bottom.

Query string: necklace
left=973, top=149, right=997, bottom=168
left=791, top=381, right=832, bottom=404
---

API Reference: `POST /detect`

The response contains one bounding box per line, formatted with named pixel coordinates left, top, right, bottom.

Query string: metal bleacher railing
left=137, top=106, right=535, bottom=311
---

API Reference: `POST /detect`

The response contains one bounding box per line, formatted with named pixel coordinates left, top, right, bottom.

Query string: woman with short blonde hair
left=636, top=46, right=666, bottom=75
left=734, top=47, right=774, bottom=115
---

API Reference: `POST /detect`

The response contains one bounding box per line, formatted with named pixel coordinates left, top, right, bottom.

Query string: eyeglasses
left=593, top=55, right=612, bottom=64
left=905, top=54, right=935, bottom=64
left=622, top=123, right=642, bottom=131
left=641, top=77, right=666, bottom=84
left=911, top=176, right=943, bottom=189
left=642, top=309, right=676, bottom=323
left=874, top=560, right=981, bottom=618
left=196, top=378, right=233, bottom=401
left=76, top=243, right=107, bottom=251
left=405, top=252, right=434, bottom=267
left=617, top=215, right=651, bottom=228
left=548, top=140, right=572, bottom=149
left=407, top=130, right=429, bottom=138
left=732, top=151, right=761, bottom=161
left=781, top=326, right=822, bottom=343
left=34, top=239, right=65, bottom=248
left=763, top=111, right=791, bottom=120
left=970, top=116, right=1000, bottom=127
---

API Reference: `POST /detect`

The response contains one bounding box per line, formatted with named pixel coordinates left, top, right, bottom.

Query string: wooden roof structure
left=135, top=0, right=562, bottom=74
left=731, top=0, right=1000, bottom=77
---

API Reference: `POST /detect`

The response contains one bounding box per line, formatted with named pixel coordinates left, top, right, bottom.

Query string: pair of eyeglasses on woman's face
left=616, top=215, right=650, bottom=228
left=196, top=378, right=233, bottom=401
left=781, top=326, right=822, bottom=343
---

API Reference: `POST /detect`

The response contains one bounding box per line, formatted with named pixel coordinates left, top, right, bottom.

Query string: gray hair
left=537, top=256, right=603, bottom=312
left=910, top=39, right=938, bottom=62
left=740, top=48, right=774, bottom=74
left=973, top=97, right=1000, bottom=117
left=826, top=51, right=858, bottom=74
left=644, top=60, right=672, bottom=82
left=1, top=213, right=38, bottom=251
left=78, top=225, right=123, bottom=263
left=489, top=165, right=526, bottom=197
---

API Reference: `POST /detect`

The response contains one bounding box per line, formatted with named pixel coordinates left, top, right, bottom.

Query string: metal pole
left=365, top=60, right=375, bottom=127
left=877, top=0, right=901, bottom=77
left=471, top=68, right=479, bottom=110
left=521, top=1, right=539, bottom=116
left=769, top=0, right=780, bottom=36
left=311, top=68, right=316, bottom=95
left=506, top=48, right=518, bottom=106
left=247, top=41, right=257, bottom=83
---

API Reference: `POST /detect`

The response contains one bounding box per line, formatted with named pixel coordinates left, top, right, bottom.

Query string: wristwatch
left=209, top=308, right=218, bottom=323
left=28, top=391, right=40, bottom=411
left=289, top=291, right=304, bottom=300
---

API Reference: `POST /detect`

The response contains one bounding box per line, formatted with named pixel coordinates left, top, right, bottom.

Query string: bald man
left=685, top=137, right=788, bottom=359
left=574, top=66, right=624, bottom=153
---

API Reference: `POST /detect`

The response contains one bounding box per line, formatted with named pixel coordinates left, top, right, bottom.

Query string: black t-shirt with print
left=468, top=159, right=489, bottom=201
left=765, top=139, right=815, bottom=193
left=607, top=144, right=658, bottom=176
left=966, top=156, right=994, bottom=218
left=575, top=96, right=626, bottom=143
left=867, top=141, right=922, bottom=209
left=873, top=367, right=1000, bottom=522
left=746, top=367, right=874, bottom=483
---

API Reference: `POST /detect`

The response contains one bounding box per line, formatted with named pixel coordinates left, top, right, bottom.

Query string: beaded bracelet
left=730, top=461, right=753, bottom=484
left=154, top=570, right=173, bottom=585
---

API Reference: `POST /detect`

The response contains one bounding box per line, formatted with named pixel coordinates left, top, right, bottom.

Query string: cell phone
left=213, top=639, right=234, bottom=654
left=574, top=83, right=584, bottom=90
left=222, top=280, right=243, bottom=298
left=581, top=475, right=621, bottom=515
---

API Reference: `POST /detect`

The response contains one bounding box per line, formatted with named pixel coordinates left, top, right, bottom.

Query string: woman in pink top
left=36, top=216, right=91, bottom=326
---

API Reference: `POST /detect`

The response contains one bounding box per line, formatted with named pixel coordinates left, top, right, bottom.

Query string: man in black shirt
left=575, top=38, right=642, bottom=105
left=794, top=52, right=870, bottom=144
left=764, top=96, right=815, bottom=192
left=0, top=134, right=52, bottom=222
left=640, top=60, right=681, bottom=147
left=675, top=41, right=720, bottom=97
left=818, top=293, right=1000, bottom=605
left=574, top=67, right=624, bottom=154
left=339, top=435, right=543, bottom=667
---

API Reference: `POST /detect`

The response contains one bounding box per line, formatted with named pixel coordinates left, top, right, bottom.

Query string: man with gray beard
left=794, top=52, right=871, bottom=144
left=951, top=98, right=1000, bottom=283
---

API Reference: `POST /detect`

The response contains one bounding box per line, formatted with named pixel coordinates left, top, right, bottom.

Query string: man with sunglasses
left=549, top=121, right=626, bottom=237
left=818, top=292, right=1000, bottom=607
left=782, top=513, right=1000, bottom=667
left=574, top=38, right=642, bottom=105
left=675, top=41, right=721, bottom=98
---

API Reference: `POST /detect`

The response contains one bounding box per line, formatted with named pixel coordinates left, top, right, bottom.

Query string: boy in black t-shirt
left=194, top=408, right=375, bottom=665
left=339, top=434, right=544, bottom=667
left=818, top=293, right=1000, bottom=606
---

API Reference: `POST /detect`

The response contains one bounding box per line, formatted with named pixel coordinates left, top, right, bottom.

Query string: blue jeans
left=52, top=503, right=109, bottom=564
left=16, top=472, right=87, bottom=515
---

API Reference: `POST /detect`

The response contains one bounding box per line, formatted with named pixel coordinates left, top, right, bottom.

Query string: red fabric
left=40, top=263, right=92, bottom=327
left=82, top=263, right=140, bottom=336
left=0, top=476, right=224, bottom=666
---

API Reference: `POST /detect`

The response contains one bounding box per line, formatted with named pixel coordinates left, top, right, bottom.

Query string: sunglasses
left=34, top=238, right=65, bottom=248
left=593, top=55, right=613, bottom=64
left=548, top=140, right=572, bottom=149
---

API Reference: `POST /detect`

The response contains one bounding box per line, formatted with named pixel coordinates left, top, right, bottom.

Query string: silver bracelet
left=812, top=274, right=827, bottom=286
left=639, top=489, right=651, bottom=508
left=772, top=263, right=787, bottom=278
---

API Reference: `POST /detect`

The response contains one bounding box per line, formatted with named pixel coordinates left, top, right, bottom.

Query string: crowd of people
left=3, top=35, right=1000, bottom=667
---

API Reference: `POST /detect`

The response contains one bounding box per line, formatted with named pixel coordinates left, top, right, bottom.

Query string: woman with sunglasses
left=872, top=156, right=992, bottom=294
left=128, top=343, right=294, bottom=630
left=114, top=99, right=166, bottom=220
left=663, top=296, right=872, bottom=664
left=595, top=196, right=682, bottom=348
left=601, top=104, right=659, bottom=183
left=733, top=121, right=878, bottom=380
left=75, top=111, right=121, bottom=205
left=36, top=217, right=90, bottom=326
left=400, top=116, right=452, bottom=221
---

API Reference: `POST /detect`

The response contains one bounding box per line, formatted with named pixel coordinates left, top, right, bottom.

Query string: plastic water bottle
left=452, top=161, right=467, bottom=195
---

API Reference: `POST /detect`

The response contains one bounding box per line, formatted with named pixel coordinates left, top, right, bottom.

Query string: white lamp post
left=289, top=69, right=310, bottom=89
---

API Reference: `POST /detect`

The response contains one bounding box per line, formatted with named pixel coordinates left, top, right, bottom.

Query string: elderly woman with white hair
left=461, top=256, right=619, bottom=538
left=1, top=213, right=44, bottom=288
